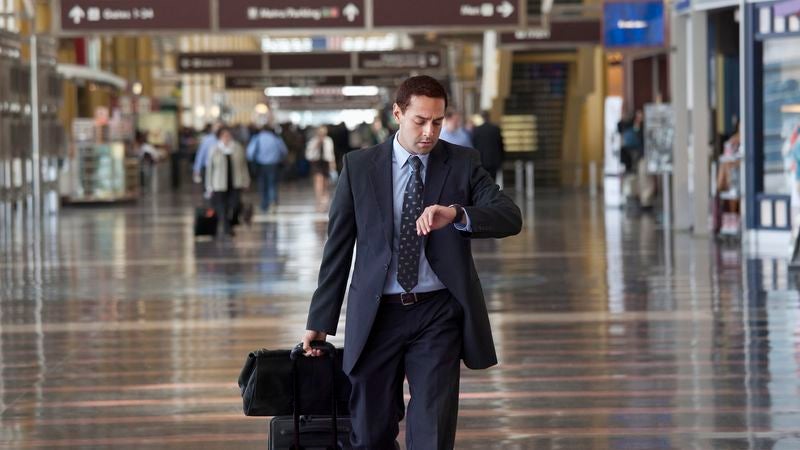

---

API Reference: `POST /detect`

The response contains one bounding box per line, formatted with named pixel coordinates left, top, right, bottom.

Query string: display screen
left=604, top=2, right=665, bottom=48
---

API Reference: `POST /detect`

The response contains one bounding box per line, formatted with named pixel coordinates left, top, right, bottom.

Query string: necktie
left=397, top=156, right=424, bottom=293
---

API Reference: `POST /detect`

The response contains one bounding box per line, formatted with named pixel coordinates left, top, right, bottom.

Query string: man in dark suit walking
left=471, top=110, right=506, bottom=181
left=302, top=76, right=522, bottom=449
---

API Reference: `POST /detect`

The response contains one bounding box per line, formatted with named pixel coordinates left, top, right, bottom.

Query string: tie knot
left=409, top=155, right=422, bottom=172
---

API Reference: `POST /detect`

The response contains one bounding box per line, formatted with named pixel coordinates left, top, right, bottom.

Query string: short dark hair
left=395, top=76, right=448, bottom=113
left=216, top=126, right=232, bottom=139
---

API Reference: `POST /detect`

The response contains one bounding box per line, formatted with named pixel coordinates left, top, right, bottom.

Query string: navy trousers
left=347, top=291, right=463, bottom=450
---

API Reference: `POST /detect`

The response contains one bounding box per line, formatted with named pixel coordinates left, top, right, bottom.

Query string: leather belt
left=381, top=289, right=446, bottom=306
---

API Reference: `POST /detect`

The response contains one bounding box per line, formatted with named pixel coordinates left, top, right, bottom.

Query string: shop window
left=762, top=40, right=800, bottom=195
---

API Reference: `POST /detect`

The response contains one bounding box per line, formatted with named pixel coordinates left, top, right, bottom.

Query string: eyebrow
left=415, top=115, right=445, bottom=121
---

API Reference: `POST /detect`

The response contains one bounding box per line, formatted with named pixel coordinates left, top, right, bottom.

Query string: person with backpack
left=618, top=110, right=645, bottom=205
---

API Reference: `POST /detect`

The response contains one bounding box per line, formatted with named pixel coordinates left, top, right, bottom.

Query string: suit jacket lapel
left=422, top=141, right=451, bottom=248
left=422, top=141, right=450, bottom=209
left=368, top=138, right=394, bottom=249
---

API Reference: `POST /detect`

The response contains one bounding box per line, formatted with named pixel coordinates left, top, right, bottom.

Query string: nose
left=422, top=122, right=433, bottom=137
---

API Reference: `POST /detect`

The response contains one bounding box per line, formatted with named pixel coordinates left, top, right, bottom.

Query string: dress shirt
left=382, top=135, right=472, bottom=294
left=439, top=127, right=473, bottom=148
left=246, top=131, right=288, bottom=165
left=193, top=133, right=217, bottom=173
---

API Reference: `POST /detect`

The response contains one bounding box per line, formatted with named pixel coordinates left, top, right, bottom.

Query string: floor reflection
left=1, top=185, right=800, bottom=449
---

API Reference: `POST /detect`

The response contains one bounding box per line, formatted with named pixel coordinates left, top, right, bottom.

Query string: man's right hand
left=302, top=330, right=328, bottom=357
left=193, top=172, right=202, bottom=184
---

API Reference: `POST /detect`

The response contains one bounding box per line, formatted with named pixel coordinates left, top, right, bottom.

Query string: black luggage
left=194, top=206, right=218, bottom=237
left=267, top=341, right=352, bottom=450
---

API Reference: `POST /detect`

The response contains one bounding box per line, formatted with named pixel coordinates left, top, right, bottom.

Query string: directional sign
left=226, top=75, right=347, bottom=89
left=357, top=50, right=443, bottom=70
left=268, top=53, right=352, bottom=70
left=177, top=53, right=263, bottom=73
left=352, top=74, right=421, bottom=87
left=219, top=0, right=366, bottom=29
left=373, top=0, right=519, bottom=28
left=500, top=21, right=602, bottom=45
left=60, top=0, right=211, bottom=31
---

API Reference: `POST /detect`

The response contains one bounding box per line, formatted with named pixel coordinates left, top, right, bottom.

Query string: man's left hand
left=416, top=205, right=459, bottom=236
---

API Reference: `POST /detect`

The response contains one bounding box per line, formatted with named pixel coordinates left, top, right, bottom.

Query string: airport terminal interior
left=2, top=0, right=800, bottom=448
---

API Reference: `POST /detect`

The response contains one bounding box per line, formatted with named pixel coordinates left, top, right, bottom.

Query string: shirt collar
left=392, top=134, right=429, bottom=170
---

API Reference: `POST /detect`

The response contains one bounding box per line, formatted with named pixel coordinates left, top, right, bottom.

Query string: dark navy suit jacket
left=306, top=137, right=522, bottom=374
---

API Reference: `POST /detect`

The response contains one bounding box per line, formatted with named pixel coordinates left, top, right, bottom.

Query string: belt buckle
left=400, top=292, right=418, bottom=306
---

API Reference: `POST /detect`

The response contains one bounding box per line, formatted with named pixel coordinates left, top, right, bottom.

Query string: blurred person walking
left=471, top=111, right=505, bottom=181
left=193, top=122, right=221, bottom=184
left=618, top=110, right=645, bottom=207
left=247, top=125, right=288, bottom=213
left=439, top=109, right=472, bottom=147
left=329, top=122, right=351, bottom=174
left=306, top=126, right=337, bottom=210
left=205, top=127, right=250, bottom=237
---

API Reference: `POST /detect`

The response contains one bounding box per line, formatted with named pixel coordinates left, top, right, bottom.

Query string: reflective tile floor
left=1, top=184, right=800, bottom=449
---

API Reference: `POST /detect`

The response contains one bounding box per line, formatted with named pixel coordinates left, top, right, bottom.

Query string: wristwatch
left=448, top=204, right=464, bottom=224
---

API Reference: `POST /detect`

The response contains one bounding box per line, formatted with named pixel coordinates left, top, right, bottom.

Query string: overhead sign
left=177, top=53, right=263, bottom=73
left=352, top=74, right=418, bottom=86
left=226, top=75, right=347, bottom=89
left=357, top=50, right=442, bottom=70
left=500, top=21, right=602, bottom=45
left=178, top=50, right=444, bottom=74
left=60, top=0, right=211, bottom=31
left=603, top=2, right=665, bottom=48
left=373, top=0, right=519, bottom=28
left=219, top=0, right=366, bottom=29
left=268, top=53, right=351, bottom=70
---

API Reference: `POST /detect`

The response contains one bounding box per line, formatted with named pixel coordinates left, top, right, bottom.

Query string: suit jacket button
left=383, top=264, right=388, bottom=270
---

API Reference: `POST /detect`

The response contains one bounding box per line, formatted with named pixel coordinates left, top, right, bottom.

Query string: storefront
left=743, top=0, right=800, bottom=238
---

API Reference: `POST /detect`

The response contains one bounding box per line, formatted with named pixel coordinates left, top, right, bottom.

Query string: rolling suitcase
left=194, top=206, right=218, bottom=237
left=268, top=341, right=352, bottom=450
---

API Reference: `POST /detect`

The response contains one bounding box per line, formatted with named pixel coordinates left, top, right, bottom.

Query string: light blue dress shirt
left=382, top=136, right=472, bottom=295
left=246, top=131, right=288, bottom=165
left=193, top=133, right=217, bottom=174
left=439, top=127, right=473, bottom=148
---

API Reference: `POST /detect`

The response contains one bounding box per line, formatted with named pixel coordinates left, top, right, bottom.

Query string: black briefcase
left=238, top=342, right=351, bottom=417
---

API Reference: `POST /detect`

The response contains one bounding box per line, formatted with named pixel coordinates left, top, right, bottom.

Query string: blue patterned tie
left=397, top=156, right=424, bottom=293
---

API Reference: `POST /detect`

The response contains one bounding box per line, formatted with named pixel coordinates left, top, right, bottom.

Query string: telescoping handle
left=290, top=340, right=340, bottom=450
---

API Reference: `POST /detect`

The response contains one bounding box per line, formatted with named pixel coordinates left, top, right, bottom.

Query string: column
left=671, top=13, right=692, bottom=230
left=690, top=10, right=711, bottom=235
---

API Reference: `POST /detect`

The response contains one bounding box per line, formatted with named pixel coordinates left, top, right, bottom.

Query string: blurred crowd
left=131, top=108, right=505, bottom=234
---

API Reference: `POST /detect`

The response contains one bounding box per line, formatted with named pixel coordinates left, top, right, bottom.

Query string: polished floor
left=1, top=182, right=800, bottom=449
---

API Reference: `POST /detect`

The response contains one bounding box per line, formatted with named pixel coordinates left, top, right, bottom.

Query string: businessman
left=302, top=75, right=522, bottom=449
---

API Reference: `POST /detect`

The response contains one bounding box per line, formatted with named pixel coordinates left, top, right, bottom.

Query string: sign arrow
left=69, top=5, right=86, bottom=24
left=497, top=0, right=515, bottom=18
left=343, top=3, right=360, bottom=22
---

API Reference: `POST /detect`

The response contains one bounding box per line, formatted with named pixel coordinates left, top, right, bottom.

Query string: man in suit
left=471, top=110, right=506, bottom=181
left=302, top=76, right=522, bottom=449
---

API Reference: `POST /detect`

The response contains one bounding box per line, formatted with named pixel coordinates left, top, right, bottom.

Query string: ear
left=392, top=103, right=402, bottom=123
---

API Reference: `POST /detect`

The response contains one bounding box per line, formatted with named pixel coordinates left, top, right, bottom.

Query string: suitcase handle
left=290, top=341, right=341, bottom=450
left=290, top=340, right=335, bottom=360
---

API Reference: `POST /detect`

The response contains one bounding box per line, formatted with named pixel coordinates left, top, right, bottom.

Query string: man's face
left=393, top=95, right=445, bottom=155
